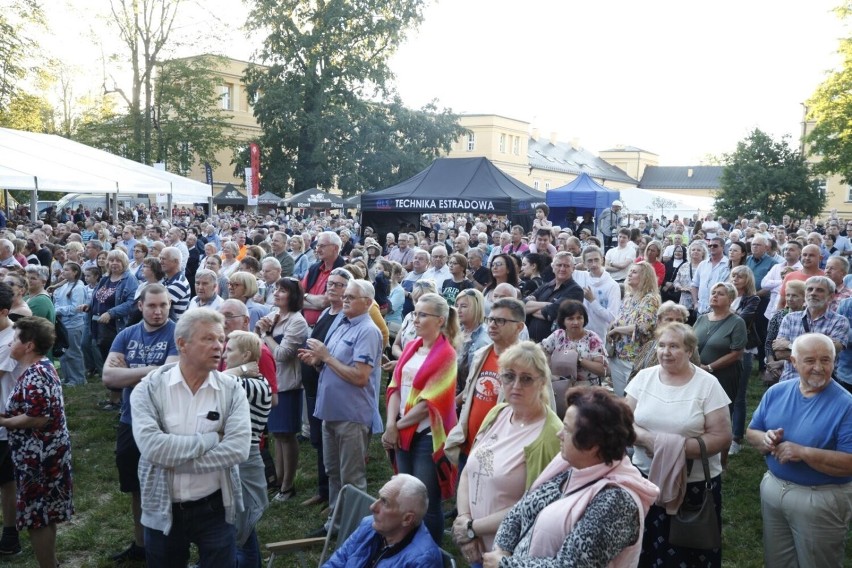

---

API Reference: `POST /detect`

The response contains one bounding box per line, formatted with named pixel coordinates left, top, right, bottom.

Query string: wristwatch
left=240, top=364, right=248, bottom=375
left=466, top=519, right=476, bottom=541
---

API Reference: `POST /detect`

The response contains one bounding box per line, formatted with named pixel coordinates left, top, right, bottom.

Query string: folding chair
left=265, top=484, right=376, bottom=568
left=440, top=547, right=458, bottom=568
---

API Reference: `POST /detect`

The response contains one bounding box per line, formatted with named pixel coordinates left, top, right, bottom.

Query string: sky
left=42, top=0, right=847, bottom=166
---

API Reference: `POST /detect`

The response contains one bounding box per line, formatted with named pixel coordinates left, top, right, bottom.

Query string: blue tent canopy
left=545, top=173, right=621, bottom=227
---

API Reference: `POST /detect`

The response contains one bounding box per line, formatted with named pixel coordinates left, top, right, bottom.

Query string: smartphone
left=382, top=354, right=391, bottom=365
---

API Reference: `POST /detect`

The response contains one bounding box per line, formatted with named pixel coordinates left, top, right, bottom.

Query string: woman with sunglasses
left=384, top=293, right=460, bottom=544
left=452, top=342, right=562, bottom=567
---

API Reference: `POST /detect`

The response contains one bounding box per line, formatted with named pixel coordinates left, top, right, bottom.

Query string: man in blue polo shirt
left=746, top=235, right=778, bottom=371
left=102, top=284, right=179, bottom=562
left=299, top=279, right=382, bottom=536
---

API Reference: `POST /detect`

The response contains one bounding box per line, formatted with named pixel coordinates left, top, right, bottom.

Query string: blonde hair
left=229, top=271, right=258, bottom=299
left=416, top=293, right=460, bottom=348
left=730, top=265, right=756, bottom=296
left=227, top=330, right=261, bottom=363
left=498, top=341, right=551, bottom=404
left=626, top=261, right=661, bottom=301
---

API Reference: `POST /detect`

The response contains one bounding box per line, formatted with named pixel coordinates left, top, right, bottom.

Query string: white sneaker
left=729, top=441, right=742, bottom=455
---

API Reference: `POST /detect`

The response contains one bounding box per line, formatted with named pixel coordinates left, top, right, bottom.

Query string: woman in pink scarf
left=482, top=387, right=658, bottom=568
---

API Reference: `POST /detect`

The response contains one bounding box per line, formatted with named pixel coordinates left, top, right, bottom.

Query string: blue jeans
left=144, top=491, right=236, bottom=568
left=732, top=352, right=754, bottom=441
left=59, top=325, right=86, bottom=385
left=396, top=431, right=443, bottom=544
left=82, top=325, right=103, bottom=375
left=306, top=396, right=328, bottom=500
left=236, top=529, right=260, bottom=568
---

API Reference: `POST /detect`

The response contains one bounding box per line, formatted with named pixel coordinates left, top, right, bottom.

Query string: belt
left=173, top=490, right=222, bottom=510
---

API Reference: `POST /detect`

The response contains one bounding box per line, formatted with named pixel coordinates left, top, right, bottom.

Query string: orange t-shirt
left=463, top=348, right=501, bottom=455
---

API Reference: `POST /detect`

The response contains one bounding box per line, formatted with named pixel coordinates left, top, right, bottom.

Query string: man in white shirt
left=574, top=246, right=620, bottom=340
left=130, top=309, right=250, bottom=567
left=762, top=241, right=803, bottom=321
left=691, top=237, right=730, bottom=314
left=421, top=245, right=451, bottom=287
left=604, top=229, right=635, bottom=282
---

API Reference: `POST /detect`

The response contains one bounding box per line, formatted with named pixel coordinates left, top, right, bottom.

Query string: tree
left=649, top=196, right=679, bottom=220
left=0, top=0, right=45, bottom=113
left=244, top=0, right=463, bottom=194
left=717, top=129, right=822, bottom=223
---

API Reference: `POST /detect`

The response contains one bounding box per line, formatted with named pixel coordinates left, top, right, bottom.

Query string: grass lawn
left=5, top=373, right=850, bottom=567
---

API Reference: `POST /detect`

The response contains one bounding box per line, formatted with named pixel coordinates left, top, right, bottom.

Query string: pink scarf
left=528, top=455, right=659, bottom=567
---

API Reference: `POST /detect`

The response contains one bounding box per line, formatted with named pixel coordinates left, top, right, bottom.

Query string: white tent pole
left=31, top=178, right=38, bottom=223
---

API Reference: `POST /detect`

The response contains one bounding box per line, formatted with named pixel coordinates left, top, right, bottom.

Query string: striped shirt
left=164, top=271, right=191, bottom=320
left=237, top=376, right=272, bottom=445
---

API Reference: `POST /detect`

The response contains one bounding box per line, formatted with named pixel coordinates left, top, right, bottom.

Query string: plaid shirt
left=777, top=308, right=849, bottom=382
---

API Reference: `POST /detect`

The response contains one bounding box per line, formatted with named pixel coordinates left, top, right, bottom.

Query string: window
left=220, top=84, right=233, bottom=110
left=513, top=136, right=520, bottom=155
left=545, top=182, right=551, bottom=190
left=466, top=133, right=475, bottom=152
left=499, top=133, right=506, bottom=153
left=533, top=180, right=540, bottom=190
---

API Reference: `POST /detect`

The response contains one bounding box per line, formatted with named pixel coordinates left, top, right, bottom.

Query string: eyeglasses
left=342, top=294, right=367, bottom=301
left=499, top=371, right=538, bottom=387
left=486, top=316, right=522, bottom=326
left=327, top=280, right=346, bottom=289
left=707, top=244, right=721, bottom=248
left=412, top=311, right=440, bottom=320
left=315, top=242, right=333, bottom=249
left=491, top=262, right=506, bottom=267
left=221, top=313, right=246, bottom=320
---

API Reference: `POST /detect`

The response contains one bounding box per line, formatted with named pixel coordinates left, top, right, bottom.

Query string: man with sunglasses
left=445, top=298, right=527, bottom=466
left=301, top=231, right=345, bottom=327
left=690, top=237, right=730, bottom=314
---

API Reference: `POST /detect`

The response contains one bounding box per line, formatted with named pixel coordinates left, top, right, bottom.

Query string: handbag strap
left=694, top=436, right=712, bottom=488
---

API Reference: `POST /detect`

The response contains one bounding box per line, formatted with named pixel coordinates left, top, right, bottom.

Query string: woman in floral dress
left=0, top=317, right=73, bottom=568
left=541, top=300, right=608, bottom=387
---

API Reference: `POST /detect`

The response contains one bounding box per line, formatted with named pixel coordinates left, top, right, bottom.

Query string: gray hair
left=412, top=248, right=431, bottom=262
left=194, top=268, right=218, bottom=283
left=491, top=297, right=526, bottom=322
left=24, top=264, right=50, bottom=283
left=261, top=257, right=282, bottom=270
left=347, top=278, right=375, bottom=300
left=391, top=473, right=428, bottom=523
left=317, top=230, right=342, bottom=248
left=160, top=246, right=181, bottom=262
left=827, top=255, right=850, bottom=274
left=219, top=298, right=248, bottom=317
left=805, top=275, right=836, bottom=295
left=174, top=308, right=224, bottom=342
left=330, top=267, right=353, bottom=281
left=791, top=332, right=836, bottom=360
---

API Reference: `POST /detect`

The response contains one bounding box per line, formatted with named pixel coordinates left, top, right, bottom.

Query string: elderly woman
left=483, top=387, right=659, bottom=568
left=608, top=262, right=660, bottom=397
left=228, top=271, right=270, bottom=331
left=256, top=278, right=309, bottom=502
left=541, top=300, right=607, bottom=389
left=25, top=265, right=55, bottom=323
left=453, top=342, right=562, bottom=566
left=694, top=282, right=747, bottom=407
left=65, top=241, right=84, bottom=264
left=674, top=241, right=707, bottom=317
left=220, top=241, right=241, bottom=279
left=129, top=243, right=148, bottom=282
left=133, top=257, right=164, bottom=300
left=383, top=261, right=405, bottom=339
left=384, top=293, right=459, bottom=543
left=4, top=273, right=31, bottom=322
left=763, top=280, right=806, bottom=386
left=628, top=301, right=701, bottom=381
left=289, top=235, right=313, bottom=280
left=455, top=288, right=490, bottom=398
left=729, top=266, right=761, bottom=455
left=626, top=323, right=732, bottom=567
left=0, top=317, right=73, bottom=568
left=222, top=330, right=272, bottom=568
left=389, top=279, right=439, bottom=359
left=53, top=262, right=88, bottom=386
left=204, top=254, right=231, bottom=300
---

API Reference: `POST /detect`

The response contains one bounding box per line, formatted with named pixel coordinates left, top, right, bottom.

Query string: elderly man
left=597, top=199, right=623, bottom=251
left=466, top=248, right=489, bottom=291
left=400, top=248, right=430, bottom=317
left=217, top=299, right=277, bottom=402
left=119, top=226, right=138, bottom=253
left=166, top=227, right=189, bottom=270
left=763, top=241, right=803, bottom=321
left=130, top=309, right=250, bottom=567
left=258, top=258, right=282, bottom=306
left=747, top=333, right=852, bottom=568
left=188, top=268, right=224, bottom=311
left=387, top=233, right=414, bottom=272
left=421, top=245, right=451, bottom=287
left=825, top=256, right=852, bottom=311
left=103, top=285, right=179, bottom=562
left=299, top=279, right=383, bottom=537
left=267, top=231, right=294, bottom=277
left=161, top=246, right=191, bottom=321
left=691, top=236, right=730, bottom=314
left=322, top=474, right=442, bottom=568
left=773, top=276, right=849, bottom=384
left=453, top=235, right=470, bottom=256
left=524, top=252, right=584, bottom=342
left=302, top=231, right=345, bottom=327
left=82, top=239, right=103, bottom=271
left=776, top=244, right=824, bottom=311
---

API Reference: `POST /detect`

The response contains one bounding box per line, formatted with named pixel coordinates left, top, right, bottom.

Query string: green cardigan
left=27, top=292, right=56, bottom=324
left=476, top=402, right=563, bottom=489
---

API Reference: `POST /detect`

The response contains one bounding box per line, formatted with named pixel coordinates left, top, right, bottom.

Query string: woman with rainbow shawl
left=383, top=292, right=459, bottom=543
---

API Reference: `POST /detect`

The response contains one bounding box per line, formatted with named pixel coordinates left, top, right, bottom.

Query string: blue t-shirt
left=749, top=379, right=852, bottom=486
left=111, top=320, right=178, bottom=424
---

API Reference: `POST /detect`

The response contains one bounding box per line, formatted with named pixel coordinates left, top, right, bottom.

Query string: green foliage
left=0, top=91, right=53, bottom=132
left=806, top=33, right=852, bottom=184
left=0, top=0, right=46, bottom=113
left=717, top=129, right=822, bottom=223
left=244, top=0, right=463, bottom=194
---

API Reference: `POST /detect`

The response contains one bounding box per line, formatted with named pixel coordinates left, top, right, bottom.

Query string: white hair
left=392, top=473, right=428, bottom=522
left=791, top=332, right=835, bottom=360
left=347, top=278, right=375, bottom=300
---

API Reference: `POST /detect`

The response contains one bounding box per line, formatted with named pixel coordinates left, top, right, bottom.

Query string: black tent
left=281, top=188, right=346, bottom=209
left=360, top=157, right=545, bottom=238
left=213, top=184, right=247, bottom=208
left=257, top=191, right=283, bottom=206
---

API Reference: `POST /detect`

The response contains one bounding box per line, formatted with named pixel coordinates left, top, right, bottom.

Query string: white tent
left=0, top=128, right=212, bottom=215
left=618, top=188, right=715, bottom=219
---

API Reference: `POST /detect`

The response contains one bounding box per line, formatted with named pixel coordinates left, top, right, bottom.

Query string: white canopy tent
left=618, top=188, right=715, bottom=220
left=0, top=127, right=213, bottom=219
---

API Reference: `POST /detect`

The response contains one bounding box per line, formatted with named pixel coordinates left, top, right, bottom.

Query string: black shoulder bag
left=668, top=436, right=721, bottom=550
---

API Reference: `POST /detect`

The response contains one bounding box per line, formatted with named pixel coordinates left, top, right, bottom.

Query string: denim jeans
left=82, top=325, right=103, bottom=375
left=236, top=529, right=260, bottom=568
left=732, top=352, right=754, bottom=440
left=306, top=395, right=328, bottom=500
left=59, top=325, right=86, bottom=385
left=396, top=431, right=443, bottom=544
left=144, top=492, right=236, bottom=568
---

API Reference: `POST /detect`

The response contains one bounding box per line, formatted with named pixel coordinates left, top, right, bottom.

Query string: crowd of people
left=0, top=201, right=847, bottom=567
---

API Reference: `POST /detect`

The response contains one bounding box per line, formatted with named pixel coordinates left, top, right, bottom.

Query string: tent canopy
left=0, top=127, right=212, bottom=201
left=213, top=184, right=247, bottom=205
left=619, top=188, right=715, bottom=219
left=281, top=187, right=346, bottom=209
left=360, top=157, right=545, bottom=215
left=257, top=191, right=282, bottom=205
left=545, top=173, right=621, bottom=227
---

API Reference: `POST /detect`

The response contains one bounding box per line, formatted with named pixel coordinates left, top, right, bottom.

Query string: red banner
left=250, top=143, right=260, bottom=199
